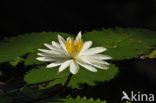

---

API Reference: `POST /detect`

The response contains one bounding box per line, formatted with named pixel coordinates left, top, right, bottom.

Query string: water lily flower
left=36, top=32, right=112, bottom=74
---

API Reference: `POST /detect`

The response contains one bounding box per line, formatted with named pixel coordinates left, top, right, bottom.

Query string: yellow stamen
left=65, top=37, right=84, bottom=58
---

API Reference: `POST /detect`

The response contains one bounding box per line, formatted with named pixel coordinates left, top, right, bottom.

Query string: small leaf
left=9, top=57, right=24, bottom=66
left=35, top=96, right=106, bottom=103
left=140, top=49, right=156, bottom=59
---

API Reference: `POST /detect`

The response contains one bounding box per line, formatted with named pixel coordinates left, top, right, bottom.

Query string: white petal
left=66, top=37, right=71, bottom=41
left=38, top=49, right=63, bottom=55
left=80, top=41, right=92, bottom=53
left=44, top=43, right=62, bottom=51
left=80, top=47, right=107, bottom=56
left=76, top=31, right=82, bottom=41
left=81, top=54, right=112, bottom=60
left=44, top=43, right=55, bottom=50
left=37, top=53, right=47, bottom=56
left=46, top=62, right=62, bottom=68
left=36, top=57, right=54, bottom=61
left=70, top=60, right=79, bottom=74
left=78, top=56, right=91, bottom=64
left=58, top=35, right=66, bottom=48
left=91, top=54, right=112, bottom=60
left=58, top=35, right=69, bottom=55
left=58, top=60, right=72, bottom=72
left=78, top=56, right=109, bottom=65
left=44, top=43, right=66, bottom=54
left=38, top=49, right=54, bottom=54
left=77, top=61, right=97, bottom=72
left=37, top=52, right=68, bottom=59
left=37, top=52, right=55, bottom=57
left=89, top=62, right=108, bottom=70
left=89, top=59, right=110, bottom=65
left=52, top=41, right=61, bottom=48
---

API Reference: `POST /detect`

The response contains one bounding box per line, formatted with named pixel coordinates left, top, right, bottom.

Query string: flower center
left=65, top=37, right=84, bottom=59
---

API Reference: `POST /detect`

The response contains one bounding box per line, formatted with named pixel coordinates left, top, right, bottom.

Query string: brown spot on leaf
left=130, top=38, right=134, bottom=41
left=138, top=40, right=142, bottom=43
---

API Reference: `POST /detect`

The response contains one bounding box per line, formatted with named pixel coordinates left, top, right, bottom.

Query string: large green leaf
left=0, top=28, right=156, bottom=64
left=36, top=96, right=106, bottom=103
left=24, top=51, right=41, bottom=65
left=24, top=63, right=118, bottom=89
left=0, top=32, right=70, bottom=63
left=83, top=28, right=156, bottom=60
left=25, top=28, right=156, bottom=66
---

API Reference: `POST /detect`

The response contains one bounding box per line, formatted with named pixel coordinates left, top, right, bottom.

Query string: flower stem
left=63, top=73, right=73, bottom=88
left=53, top=73, right=73, bottom=96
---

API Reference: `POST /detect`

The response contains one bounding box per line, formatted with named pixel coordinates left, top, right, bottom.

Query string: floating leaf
left=24, top=63, right=118, bottom=89
left=24, top=51, right=41, bottom=65
left=83, top=28, right=156, bottom=60
left=0, top=28, right=156, bottom=64
left=0, top=32, right=70, bottom=63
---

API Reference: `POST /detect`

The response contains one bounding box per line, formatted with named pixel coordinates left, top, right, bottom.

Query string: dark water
left=0, top=1, right=156, bottom=102
left=77, top=59, right=156, bottom=103
left=0, top=0, right=156, bottom=39
left=0, top=57, right=156, bottom=102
